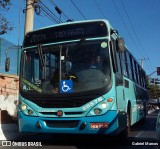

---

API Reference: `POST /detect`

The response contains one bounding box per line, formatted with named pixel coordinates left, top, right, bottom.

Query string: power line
left=38, top=0, right=62, bottom=23
left=13, top=1, right=47, bottom=27
left=120, top=0, right=153, bottom=73
left=111, top=0, right=151, bottom=72
left=70, top=0, right=87, bottom=20
left=111, top=1, right=138, bottom=45
left=49, top=0, right=72, bottom=21
left=92, top=0, right=151, bottom=72
left=93, top=0, right=106, bottom=18
left=39, top=5, right=59, bottom=23
left=111, top=0, right=148, bottom=61
left=120, top=0, right=148, bottom=58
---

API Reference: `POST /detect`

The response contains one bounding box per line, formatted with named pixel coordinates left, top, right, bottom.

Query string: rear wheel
left=117, top=111, right=129, bottom=139
left=127, top=107, right=131, bottom=131
left=118, top=128, right=128, bottom=139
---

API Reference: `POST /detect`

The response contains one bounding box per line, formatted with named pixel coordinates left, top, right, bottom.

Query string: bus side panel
left=127, top=82, right=146, bottom=126
left=124, top=79, right=137, bottom=126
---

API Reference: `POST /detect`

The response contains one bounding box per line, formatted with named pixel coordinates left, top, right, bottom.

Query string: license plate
left=90, top=122, right=109, bottom=129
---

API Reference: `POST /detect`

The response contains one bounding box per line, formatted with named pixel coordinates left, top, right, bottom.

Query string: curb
left=0, top=123, right=19, bottom=140
left=0, top=110, right=17, bottom=124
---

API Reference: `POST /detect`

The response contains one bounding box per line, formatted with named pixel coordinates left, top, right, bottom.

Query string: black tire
left=127, top=106, right=131, bottom=131
left=118, top=128, right=128, bottom=140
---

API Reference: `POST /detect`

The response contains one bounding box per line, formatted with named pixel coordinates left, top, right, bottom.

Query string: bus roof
left=31, top=19, right=111, bottom=32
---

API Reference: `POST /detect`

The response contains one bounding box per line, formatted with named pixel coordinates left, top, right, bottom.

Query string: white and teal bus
left=18, top=19, right=148, bottom=136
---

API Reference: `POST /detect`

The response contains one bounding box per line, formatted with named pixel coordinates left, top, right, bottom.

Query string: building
left=0, top=38, right=19, bottom=75
left=150, top=78, right=160, bottom=85
left=0, top=38, right=19, bottom=117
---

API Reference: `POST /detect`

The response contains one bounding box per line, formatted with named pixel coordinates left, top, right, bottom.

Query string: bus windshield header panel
left=23, top=21, right=108, bottom=47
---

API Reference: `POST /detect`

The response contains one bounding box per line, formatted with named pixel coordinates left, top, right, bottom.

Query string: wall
left=0, top=73, right=19, bottom=117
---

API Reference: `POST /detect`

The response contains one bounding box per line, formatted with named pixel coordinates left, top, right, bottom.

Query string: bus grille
left=44, top=120, right=79, bottom=128
left=40, top=111, right=83, bottom=115
left=30, top=95, right=99, bottom=108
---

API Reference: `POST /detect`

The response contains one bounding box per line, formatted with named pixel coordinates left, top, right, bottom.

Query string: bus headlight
left=87, top=97, right=114, bottom=116
left=21, top=104, right=27, bottom=111
left=101, top=102, right=107, bottom=108
left=19, top=101, right=37, bottom=116
left=94, top=108, right=101, bottom=115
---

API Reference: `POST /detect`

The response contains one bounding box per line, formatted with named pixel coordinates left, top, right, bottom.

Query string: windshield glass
left=20, top=40, right=111, bottom=95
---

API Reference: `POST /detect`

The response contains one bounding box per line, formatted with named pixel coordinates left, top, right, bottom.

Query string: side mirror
left=116, top=38, right=125, bottom=53
left=5, top=57, right=10, bottom=72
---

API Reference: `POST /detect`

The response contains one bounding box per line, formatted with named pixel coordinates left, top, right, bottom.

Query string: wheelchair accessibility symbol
left=60, top=80, right=73, bottom=93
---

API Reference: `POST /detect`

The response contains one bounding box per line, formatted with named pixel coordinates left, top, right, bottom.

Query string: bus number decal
left=30, top=34, right=46, bottom=44
left=82, top=97, right=103, bottom=111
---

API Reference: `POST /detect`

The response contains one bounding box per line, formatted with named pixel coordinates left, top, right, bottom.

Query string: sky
left=0, top=0, right=160, bottom=78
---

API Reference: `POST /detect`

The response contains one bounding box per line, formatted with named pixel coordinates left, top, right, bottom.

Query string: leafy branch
left=0, top=0, right=13, bottom=35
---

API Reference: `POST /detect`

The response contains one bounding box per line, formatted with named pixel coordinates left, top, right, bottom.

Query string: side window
left=112, top=39, right=122, bottom=75
left=129, top=55, right=135, bottom=81
left=122, top=51, right=129, bottom=77
left=140, top=67, right=144, bottom=87
left=116, top=53, right=122, bottom=75
left=138, top=66, right=142, bottom=86
left=126, top=51, right=132, bottom=80
left=142, top=70, right=146, bottom=88
left=134, top=61, right=139, bottom=84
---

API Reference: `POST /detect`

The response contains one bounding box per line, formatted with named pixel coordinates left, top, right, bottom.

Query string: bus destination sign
left=23, top=21, right=108, bottom=47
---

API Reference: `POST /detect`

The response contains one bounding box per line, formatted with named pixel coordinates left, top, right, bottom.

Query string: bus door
left=112, top=39, right=126, bottom=111
left=114, top=52, right=127, bottom=130
left=115, top=73, right=126, bottom=111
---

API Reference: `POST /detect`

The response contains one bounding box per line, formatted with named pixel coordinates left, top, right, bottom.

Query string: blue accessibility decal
left=60, top=80, right=73, bottom=93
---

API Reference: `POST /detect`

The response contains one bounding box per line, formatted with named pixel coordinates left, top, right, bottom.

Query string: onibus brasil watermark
left=1, top=141, right=42, bottom=147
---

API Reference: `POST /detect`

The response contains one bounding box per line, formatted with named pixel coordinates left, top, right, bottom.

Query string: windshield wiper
left=37, top=44, right=45, bottom=68
left=37, top=44, right=47, bottom=79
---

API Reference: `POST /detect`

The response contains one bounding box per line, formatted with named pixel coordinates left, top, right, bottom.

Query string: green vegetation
left=0, top=0, right=13, bottom=35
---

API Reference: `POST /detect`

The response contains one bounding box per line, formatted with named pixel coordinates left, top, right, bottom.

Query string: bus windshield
left=20, top=40, right=111, bottom=95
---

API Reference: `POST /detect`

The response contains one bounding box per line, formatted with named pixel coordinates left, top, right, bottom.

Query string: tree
left=0, top=0, right=13, bottom=35
left=146, top=77, right=160, bottom=99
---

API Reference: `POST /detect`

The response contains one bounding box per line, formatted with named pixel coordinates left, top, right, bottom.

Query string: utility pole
left=24, top=0, right=35, bottom=35
left=139, top=58, right=149, bottom=69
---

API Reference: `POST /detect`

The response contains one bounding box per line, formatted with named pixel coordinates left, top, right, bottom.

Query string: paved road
left=0, top=110, right=159, bottom=149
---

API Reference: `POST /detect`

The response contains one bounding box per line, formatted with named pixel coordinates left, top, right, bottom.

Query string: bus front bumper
left=18, top=110, right=127, bottom=135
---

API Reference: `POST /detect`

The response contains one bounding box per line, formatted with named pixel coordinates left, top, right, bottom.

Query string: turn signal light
left=107, top=98, right=113, bottom=102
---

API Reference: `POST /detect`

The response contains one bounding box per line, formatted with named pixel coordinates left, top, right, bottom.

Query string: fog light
left=101, top=102, right=107, bottom=108
left=21, top=104, right=27, bottom=111
left=80, top=122, right=86, bottom=130
left=36, top=121, right=42, bottom=129
left=94, top=108, right=101, bottom=115
left=28, top=109, right=33, bottom=115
